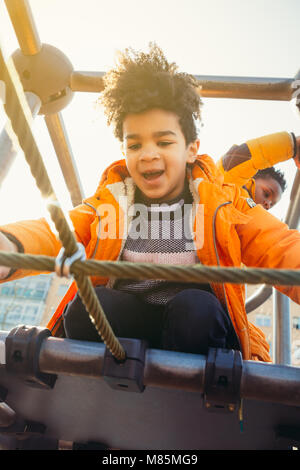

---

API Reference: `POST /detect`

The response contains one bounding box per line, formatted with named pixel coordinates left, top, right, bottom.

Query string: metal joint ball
left=11, top=43, right=74, bottom=115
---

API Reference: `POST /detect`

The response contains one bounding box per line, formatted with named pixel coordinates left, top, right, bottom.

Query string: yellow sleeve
left=217, top=131, right=295, bottom=187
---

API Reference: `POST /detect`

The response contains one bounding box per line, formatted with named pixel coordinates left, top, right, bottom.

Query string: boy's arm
left=0, top=195, right=99, bottom=282
left=236, top=201, right=300, bottom=304
left=217, top=131, right=299, bottom=187
left=0, top=231, right=20, bottom=280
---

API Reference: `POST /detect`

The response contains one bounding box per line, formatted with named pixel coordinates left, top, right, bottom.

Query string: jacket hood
left=192, top=154, right=225, bottom=186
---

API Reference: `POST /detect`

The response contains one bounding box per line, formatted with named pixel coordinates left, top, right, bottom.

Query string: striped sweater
left=114, top=182, right=212, bottom=305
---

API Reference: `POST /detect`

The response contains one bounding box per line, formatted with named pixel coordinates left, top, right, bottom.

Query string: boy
left=218, top=131, right=300, bottom=209
left=252, top=167, right=286, bottom=210
left=0, top=44, right=300, bottom=362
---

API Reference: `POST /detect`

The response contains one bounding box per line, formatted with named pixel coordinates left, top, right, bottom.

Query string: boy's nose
left=263, top=200, right=271, bottom=210
left=140, top=149, right=160, bottom=161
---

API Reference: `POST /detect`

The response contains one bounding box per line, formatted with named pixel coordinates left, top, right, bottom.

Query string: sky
left=0, top=0, right=300, bottom=225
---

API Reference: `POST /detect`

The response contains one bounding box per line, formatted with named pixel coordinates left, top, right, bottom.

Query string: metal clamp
left=55, top=242, right=86, bottom=278
left=5, top=326, right=57, bottom=389
left=203, top=348, right=243, bottom=413
left=102, top=338, right=148, bottom=393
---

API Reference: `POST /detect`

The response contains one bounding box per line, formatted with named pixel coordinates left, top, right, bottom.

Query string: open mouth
left=142, top=170, right=164, bottom=180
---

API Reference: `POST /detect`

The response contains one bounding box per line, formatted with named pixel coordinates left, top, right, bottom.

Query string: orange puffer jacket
left=1, top=155, right=300, bottom=362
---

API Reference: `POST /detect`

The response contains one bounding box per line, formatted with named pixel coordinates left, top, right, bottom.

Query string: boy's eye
left=127, top=141, right=173, bottom=150
left=127, top=143, right=141, bottom=150
left=157, top=141, right=173, bottom=147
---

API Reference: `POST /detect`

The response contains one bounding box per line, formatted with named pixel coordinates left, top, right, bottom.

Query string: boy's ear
left=186, top=139, right=200, bottom=163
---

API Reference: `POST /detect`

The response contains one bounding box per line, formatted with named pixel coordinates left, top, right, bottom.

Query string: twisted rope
left=0, top=252, right=299, bottom=286
left=0, top=48, right=125, bottom=361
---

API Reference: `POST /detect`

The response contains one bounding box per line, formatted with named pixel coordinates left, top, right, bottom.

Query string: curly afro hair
left=99, top=43, right=203, bottom=145
left=254, top=167, right=287, bottom=193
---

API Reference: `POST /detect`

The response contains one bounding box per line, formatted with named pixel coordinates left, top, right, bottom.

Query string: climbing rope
left=0, top=47, right=125, bottom=361
left=0, top=252, right=299, bottom=286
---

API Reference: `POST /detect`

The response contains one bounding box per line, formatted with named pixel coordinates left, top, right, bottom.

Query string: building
left=40, top=274, right=71, bottom=327
left=0, top=273, right=70, bottom=331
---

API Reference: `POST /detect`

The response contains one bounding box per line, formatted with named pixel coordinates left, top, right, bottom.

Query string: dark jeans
left=63, top=287, right=239, bottom=354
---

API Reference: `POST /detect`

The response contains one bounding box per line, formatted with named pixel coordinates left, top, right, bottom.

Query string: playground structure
left=0, top=0, right=300, bottom=450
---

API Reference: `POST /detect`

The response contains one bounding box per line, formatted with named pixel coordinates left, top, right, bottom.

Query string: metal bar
left=240, top=359, right=300, bottom=407
left=70, top=71, right=105, bottom=93
left=245, top=285, right=272, bottom=314
left=4, top=0, right=42, bottom=55
left=194, top=75, right=294, bottom=101
left=1, top=332, right=300, bottom=407
left=0, top=91, right=41, bottom=185
left=40, top=337, right=106, bottom=378
left=70, top=71, right=295, bottom=101
left=284, top=170, right=300, bottom=229
left=273, top=289, right=292, bottom=365
left=38, top=338, right=300, bottom=407
left=44, top=112, right=85, bottom=207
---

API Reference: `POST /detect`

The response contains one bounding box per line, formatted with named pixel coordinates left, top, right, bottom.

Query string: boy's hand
left=294, top=136, right=300, bottom=170
left=0, top=232, right=18, bottom=280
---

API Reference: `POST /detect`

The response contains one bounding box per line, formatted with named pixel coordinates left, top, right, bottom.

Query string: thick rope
left=0, top=48, right=125, bottom=361
left=0, top=252, right=299, bottom=286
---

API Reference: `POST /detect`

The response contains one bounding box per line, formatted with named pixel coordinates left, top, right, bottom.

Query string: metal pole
left=1, top=331, right=300, bottom=406
left=70, top=71, right=295, bottom=101
left=284, top=170, right=300, bottom=229
left=245, top=285, right=273, bottom=314
left=194, top=75, right=294, bottom=101
left=4, top=0, right=42, bottom=56
left=19, top=334, right=300, bottom=407
left=44, top=112, right=85, bottom=206
left=273, top=288, right=292, bottom=365
left=70, top=71, right=105, bottom=93
left=0, top=91, right=41, bottom=185
left=0, top=331, right=300, bottom=406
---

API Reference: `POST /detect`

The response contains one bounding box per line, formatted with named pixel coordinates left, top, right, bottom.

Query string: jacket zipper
left=212, top=201, right=242, bottom=352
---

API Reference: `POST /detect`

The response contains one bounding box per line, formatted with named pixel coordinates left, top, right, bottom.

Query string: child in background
left=218, top=131, right=300, bottom=209
left=252, top=167, right=286, bottom=210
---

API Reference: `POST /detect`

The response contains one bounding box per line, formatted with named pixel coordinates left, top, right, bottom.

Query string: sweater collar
left=134, top=178, right=192, bottom=208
